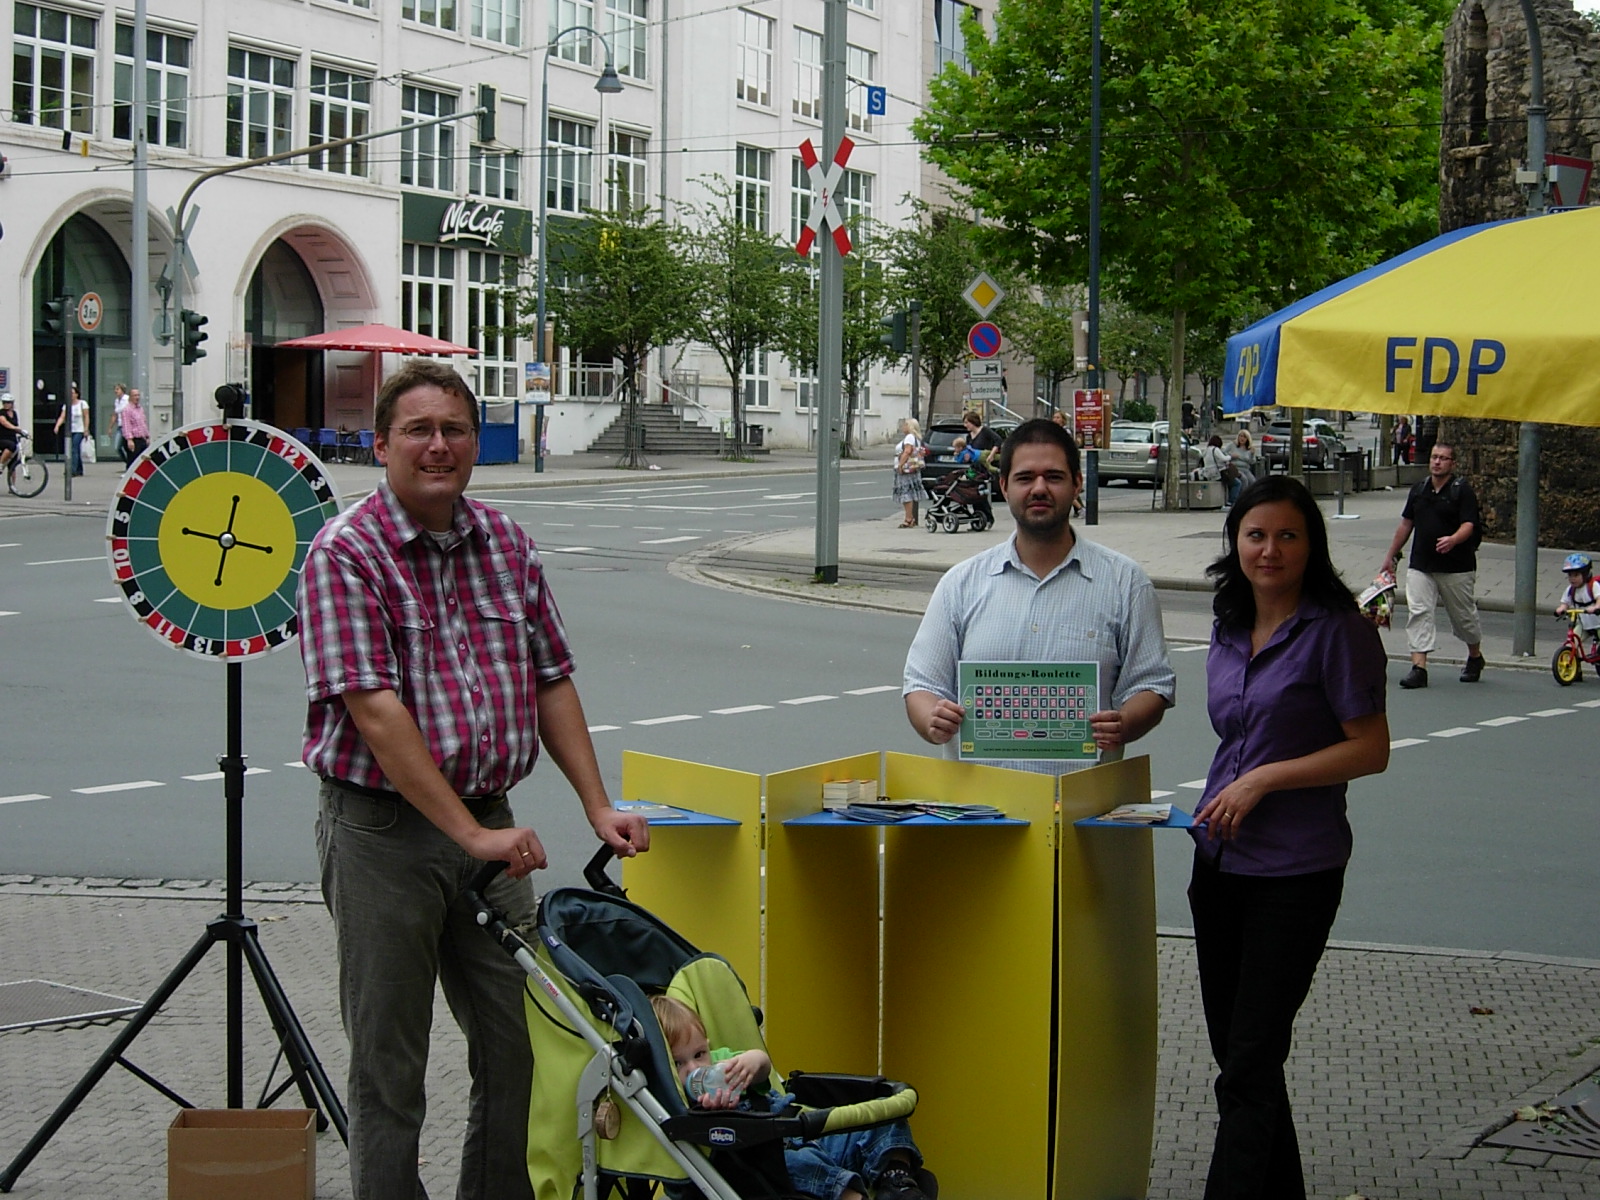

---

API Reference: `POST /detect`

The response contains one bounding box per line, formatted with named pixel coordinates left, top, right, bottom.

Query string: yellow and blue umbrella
left=1225, top=206, right=1600, bottom=426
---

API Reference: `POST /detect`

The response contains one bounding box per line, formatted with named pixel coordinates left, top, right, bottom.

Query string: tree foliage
left=682, top=179, right=809, bottom=458
left=1003, top=284, right=1084, bottom=414
left=916, top=0, right=1451, bottom=499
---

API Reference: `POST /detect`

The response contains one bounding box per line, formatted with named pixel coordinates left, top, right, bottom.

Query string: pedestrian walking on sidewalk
left=893, top=417, right=928, bottom=527
left=1380, top=442, right=1484, bottom=688
left=903, top=418, right=1174, bottom=774
left=1191, top=475, right=1390, bottom=1200
left=297, top=359, right=650, bottom=1200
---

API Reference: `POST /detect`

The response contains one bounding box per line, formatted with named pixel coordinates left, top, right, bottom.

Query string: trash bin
left=1337, top=449, right=1365, bottom=492
left=746, top=423, right=764, bottom=448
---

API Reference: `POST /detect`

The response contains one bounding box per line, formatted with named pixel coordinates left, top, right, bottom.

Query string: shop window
left=402, top=242, right=457, bottom=343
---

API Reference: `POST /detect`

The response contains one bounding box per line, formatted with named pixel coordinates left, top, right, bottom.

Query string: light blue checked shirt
left=904, top=534, right=1176, bottom=774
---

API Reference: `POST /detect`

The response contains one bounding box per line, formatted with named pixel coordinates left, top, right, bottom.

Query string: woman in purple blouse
left=1190, top=475, right=1390, bottom=1200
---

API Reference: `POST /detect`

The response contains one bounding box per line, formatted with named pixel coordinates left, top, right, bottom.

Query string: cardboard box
left=168, top=1108, right=315, bottom=1200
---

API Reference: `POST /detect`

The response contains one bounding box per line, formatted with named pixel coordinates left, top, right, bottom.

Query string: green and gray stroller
left=467, top=849, right=923, bottom=1200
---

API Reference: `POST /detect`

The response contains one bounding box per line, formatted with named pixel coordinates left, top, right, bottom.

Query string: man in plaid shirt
left=298, top=360, right=649, bottom=1199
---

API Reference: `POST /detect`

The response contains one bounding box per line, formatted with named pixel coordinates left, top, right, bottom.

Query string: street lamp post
left=535, top=27, right=623, bottom=471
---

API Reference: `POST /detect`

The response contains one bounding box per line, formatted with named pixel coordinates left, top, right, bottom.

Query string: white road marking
left=680, top=528, right=713, bottom=532
left=543, top=522, right=576, bottom=527
left=723, top=529, right=753, bottom=533
left=72, top=780, right=165, bottom=794
left=1429, top=727, right=1479, bottom=738
left=764, top=492, right=812, bottom=500
left=182, top=767, right=271, bottom=782
left=587, top=724, right=621, bottom=733
left=1528, top=708, right=1576, bottom=718
left=781, top=695, right=835, bottom=705
left=1150, top=790, right=1175, bottom=799
left=1178, top=778, right=1208, bottom=789
left=0, top=611, right=17, bottom=618
left=94, top=596, right=122, bottom=603
left=1575, top=699, right=1600, bottom=708
left=26, top=556, right=103, bottom=566
left=1389, top=737, right=1430, bottom=749
left=0, top=794, right=49, bottom=805
left=283, top=761, right=308, bottom=768
left=845, top=685, right=900, bottom=695
left=1169, top=644, right=1209, bottom=653
left=639, top=535, right=701, bottom=545
left=636, top=526, right=666, bottom=531
left=540, top=546, right=599, bottom=554
left=1478, top=715, right=1528, bottom=727
left=711, top=705, right=773, bottom=715
left=633, top=714, right=702, bottom=726
left=0, top=543, right=21, bottom=548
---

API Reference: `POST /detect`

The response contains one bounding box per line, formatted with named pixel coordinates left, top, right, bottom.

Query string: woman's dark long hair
left=1206, top=475, right=1356, bottom=628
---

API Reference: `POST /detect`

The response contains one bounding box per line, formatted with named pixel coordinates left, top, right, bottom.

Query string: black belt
left=322, top=777, right=507, bottom=808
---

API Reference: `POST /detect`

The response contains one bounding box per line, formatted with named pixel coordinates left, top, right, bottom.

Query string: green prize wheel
left=105, top=420, right=341, bottom=660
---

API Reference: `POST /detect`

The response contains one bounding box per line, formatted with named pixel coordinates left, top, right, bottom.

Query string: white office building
left=1, top=0, right=965, bottom=458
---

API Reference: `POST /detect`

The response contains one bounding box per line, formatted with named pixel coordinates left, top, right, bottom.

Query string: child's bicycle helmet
left=1563, top=553, right=1592, bottom=573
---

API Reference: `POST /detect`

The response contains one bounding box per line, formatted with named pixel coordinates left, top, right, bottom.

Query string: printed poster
left=958, top=661, right=1100, bottom=762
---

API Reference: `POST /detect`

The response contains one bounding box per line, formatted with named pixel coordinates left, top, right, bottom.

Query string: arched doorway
left=31, top=214, right=132, bottom=458
left=245, top=239, right=324, bottom=428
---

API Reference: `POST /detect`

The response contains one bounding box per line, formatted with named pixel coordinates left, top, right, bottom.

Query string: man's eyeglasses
left=392, top=422, right=476, bottom=444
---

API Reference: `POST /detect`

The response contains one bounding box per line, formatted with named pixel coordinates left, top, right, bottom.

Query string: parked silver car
left=1096, top=422, right=1199, bottom=486
left=1258, top=418, right=1346, bottom=468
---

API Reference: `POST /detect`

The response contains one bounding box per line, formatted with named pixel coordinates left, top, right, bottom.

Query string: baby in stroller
left=924, top=438, right=995, bottom=533
left=652, top=995, right=936, bottom=1200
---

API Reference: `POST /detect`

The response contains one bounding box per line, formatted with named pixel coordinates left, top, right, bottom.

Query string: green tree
left=1005, top=284, right=1084, bottom=415
left=882, top=204, right=990, bottom=422
left=1098, top=305, right=1169, bottom=414
left=683, top=180, right=809, bottom=459
left=917, top=0, right=1450, bottom=503
left=518, top=209, right=697, bottom=467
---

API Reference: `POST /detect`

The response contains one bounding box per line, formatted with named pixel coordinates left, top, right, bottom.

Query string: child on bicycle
left=1555, top=553, right=1600, bottom=653
left=0, top=394, right=21, bottom=471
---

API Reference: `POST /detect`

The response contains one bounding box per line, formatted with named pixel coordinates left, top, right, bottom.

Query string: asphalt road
left=3, top=468, right=1596, bottom=961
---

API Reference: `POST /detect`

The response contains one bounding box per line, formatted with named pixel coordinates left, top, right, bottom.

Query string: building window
left=334, top=0, right=372, bottom=7
left=227, top=47, right=294, bottom=158
left=309, top=66, right=371, bottom=176
left=467, top=250, right=518, bottom=399
left=743, top=348, right=771, bottom=409
left=735, top=145, right=771, bottom=233
left=606, top=0, right=647, bottom=79
left=12, top=2, right=97, bottom=133
left=608, top=129, right=648, bottom=213
left=470, top=145, right=521, bottom=201
left=404, top=0, right=457, bottom=30
left=472, top=0, right=520, bottom=44
left=547, top=116, right=594, bottom=213
left=846, top=44, right=876, bottom=134
left=794, top=372, right=817, bottom=410
left=550, top=0, right=595, bottom=64
left=402, top=243, right=456, bottom=343
left=735, top=9, right=772, bottom=107
left=113, top=23, right=188, bottom=148
left=401, top=85, right=457, bottom=191
left=849, top=0, right=874, bottom=10
left=793, top=28, right=821, bottom=121
left=935, top=0, right=974, bottom=74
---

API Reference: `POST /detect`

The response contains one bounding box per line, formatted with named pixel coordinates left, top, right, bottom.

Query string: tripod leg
left=1, top=927, right=218, bottom=1192
left=239, top=929, right=349, bottom=1141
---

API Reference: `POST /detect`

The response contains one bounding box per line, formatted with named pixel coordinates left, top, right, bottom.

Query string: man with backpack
left=1380, top=442, right=1484, bottom=688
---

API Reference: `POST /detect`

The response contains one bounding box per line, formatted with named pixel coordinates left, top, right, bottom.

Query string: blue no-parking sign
left=968, top=321, right=1002, bottom=359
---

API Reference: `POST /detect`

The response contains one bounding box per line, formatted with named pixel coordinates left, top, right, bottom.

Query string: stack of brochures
left=821, top=779, right=877, bottom=809
left=1099, top=803, right=1172, bottom=825
left=616, top=801, right=689, bottom=821
left=835, top=800, right=1005, bottom=822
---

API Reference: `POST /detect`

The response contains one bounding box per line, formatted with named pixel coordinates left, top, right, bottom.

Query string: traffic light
left=879, top=310, right=907, bottom=355
left=42, top=299, right=66, bottom=337
left=180, top=309, right=208, bottom=365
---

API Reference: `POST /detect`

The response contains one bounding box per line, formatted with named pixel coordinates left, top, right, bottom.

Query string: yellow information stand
left=619, top=749, right=1165, bottom=1200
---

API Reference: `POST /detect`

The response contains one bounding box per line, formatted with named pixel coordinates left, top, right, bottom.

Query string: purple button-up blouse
left=1190, top=601, right=1387, bottom=876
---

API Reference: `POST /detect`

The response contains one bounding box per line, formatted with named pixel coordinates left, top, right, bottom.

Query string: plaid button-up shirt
left=298, top=481, right=574, bottom=796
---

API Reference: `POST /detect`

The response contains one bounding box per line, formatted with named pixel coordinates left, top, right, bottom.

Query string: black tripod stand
left=1, top=662, right=346, bottom=1192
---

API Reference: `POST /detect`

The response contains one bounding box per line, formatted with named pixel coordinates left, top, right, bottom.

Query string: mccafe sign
left=401, top=193, right=534, bottom=255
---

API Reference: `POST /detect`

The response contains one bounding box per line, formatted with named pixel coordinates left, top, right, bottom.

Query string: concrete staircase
left=586, top=404, right=762, bottom=455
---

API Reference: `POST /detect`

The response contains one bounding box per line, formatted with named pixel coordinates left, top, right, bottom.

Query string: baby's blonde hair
left=650, top=994, right=704, bottom=1050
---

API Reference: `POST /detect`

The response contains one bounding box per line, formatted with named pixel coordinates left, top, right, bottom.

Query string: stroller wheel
left=944, top=515, right=960, bottom=533
left=924, top=513, right=937, bottom=531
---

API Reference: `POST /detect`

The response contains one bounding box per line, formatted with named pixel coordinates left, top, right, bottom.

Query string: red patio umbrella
left=274, top=323, right=479, bottom=355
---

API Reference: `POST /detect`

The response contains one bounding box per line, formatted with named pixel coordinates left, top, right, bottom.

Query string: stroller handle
left=584, top=843, right=630, bottom=897
left=469, top=859, right=508, bottom=896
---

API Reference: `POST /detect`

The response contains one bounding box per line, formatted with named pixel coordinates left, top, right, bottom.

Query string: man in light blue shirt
left=904, top=419, right=1175, bottom=773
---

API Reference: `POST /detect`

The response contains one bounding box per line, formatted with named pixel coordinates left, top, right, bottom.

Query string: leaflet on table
left=957, top=660, right=1100, bottom=762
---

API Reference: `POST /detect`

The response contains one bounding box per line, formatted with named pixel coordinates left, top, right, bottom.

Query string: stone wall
left=1440, top=0, right=1600, bottom=546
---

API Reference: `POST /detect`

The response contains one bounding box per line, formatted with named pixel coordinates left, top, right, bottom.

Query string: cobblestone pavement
left=3, top=888, right=1599, bottom=1198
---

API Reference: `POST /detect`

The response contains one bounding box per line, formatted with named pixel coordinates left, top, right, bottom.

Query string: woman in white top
left=892, top=417, right=929, bottom=528
left=53, top=384, right=89, bottom=476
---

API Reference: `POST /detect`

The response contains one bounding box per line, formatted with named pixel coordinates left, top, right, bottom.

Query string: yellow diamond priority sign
left=963, top=272, right=1005, bottom=319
